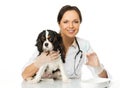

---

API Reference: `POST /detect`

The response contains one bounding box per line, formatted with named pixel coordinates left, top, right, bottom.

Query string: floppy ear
left=35, top=32, right=44, bottom=55
left=53, top=33, right=62, bottom=51
left=54, top=34, right=65, bottom=63
left=35, top=41, right=43, bottom=55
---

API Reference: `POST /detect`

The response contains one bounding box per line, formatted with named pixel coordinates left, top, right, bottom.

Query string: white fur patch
left=43, top=30, right=53, bottom=51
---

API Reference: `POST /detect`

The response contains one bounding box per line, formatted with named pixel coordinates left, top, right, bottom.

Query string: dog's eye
left=48, top=35, right=53, bottom=42
left=48, top=37, right=53, bottom=42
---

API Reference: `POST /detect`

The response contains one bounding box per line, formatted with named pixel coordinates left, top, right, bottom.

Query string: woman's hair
left=57, top=5, right=82, bottom=24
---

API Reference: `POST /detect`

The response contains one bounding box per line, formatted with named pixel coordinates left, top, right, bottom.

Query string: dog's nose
left=45, top=43, right=48, bottom=47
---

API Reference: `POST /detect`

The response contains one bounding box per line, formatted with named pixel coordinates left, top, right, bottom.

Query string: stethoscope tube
left=71, top=37, right=83, bottom=76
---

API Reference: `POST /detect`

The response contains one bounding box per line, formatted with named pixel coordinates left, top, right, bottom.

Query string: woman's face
left=59, top=10, right=80, bottom=38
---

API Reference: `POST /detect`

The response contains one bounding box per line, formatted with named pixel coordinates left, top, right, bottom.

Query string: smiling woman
left=22, top=5, right=109, bottom=83
left=1, top=0, right=120, bottom=88
left=57, top=5, right=109, bottom=79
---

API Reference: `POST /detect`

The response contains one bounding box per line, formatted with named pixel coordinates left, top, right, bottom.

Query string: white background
left=0, top=0, right=120, bottom=88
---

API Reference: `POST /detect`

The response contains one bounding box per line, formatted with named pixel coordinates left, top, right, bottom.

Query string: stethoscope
left=70, top=37, right=83, bottom=77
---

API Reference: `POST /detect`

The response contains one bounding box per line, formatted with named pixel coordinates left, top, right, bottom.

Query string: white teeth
left=68, top=30, right=74, bottom=33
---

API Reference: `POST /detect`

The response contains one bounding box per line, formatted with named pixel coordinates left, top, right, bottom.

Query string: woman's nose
left=69, top=22, right=74, bottom=28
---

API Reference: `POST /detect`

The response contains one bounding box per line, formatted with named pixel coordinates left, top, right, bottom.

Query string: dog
left=27, top=30, right=70, bottom=83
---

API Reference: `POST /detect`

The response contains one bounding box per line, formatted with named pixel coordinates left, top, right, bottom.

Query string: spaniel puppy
left=27, top=30, right=69, bottom=83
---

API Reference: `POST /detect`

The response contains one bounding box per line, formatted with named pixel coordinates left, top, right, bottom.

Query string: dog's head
left=35, top=30, right=65, bottom=63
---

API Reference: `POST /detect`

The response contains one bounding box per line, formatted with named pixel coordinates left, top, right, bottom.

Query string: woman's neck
left=62, top=35, right=75, bottom=52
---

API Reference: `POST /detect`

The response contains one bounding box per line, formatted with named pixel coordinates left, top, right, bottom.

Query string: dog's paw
left=27, top=80, right=38, bottom=84
left=27, top=79, right=40, bottom=84
left=42, top=78, right=54, bottom=82
left=26, top=77, right=33, bottom=81
left=63, top=78, right=71, bottom=83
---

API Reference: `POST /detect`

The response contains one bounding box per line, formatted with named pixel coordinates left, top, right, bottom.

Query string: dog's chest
left=46, top=58, right=62, bottom=72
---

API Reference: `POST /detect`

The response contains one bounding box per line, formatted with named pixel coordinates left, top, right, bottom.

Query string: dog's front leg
left=28, top=64, right=47, bottom=83
left=59, top=62, right=71, bottom=82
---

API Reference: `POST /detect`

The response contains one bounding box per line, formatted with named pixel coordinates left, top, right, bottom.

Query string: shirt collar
left=71, top=38, right=77, bottom=48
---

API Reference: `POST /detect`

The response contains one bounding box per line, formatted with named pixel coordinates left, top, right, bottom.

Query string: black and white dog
left=27, top=30, right=69, bottom=83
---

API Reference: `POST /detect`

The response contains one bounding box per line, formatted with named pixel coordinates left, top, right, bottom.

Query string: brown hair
left=57, top=5, right=82, bottom=24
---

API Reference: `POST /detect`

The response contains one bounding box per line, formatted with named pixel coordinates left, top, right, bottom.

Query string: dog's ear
left=35, top=31, right=45, bottom=55
left=54, top=34, right=65, bottom=63
left=57, top=34, right=62, bottom=43
left=53, top=34, right=62, bottom=51
left=35, top=41, right=43, bottom=55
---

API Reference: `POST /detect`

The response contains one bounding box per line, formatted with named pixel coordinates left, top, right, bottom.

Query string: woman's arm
left=22, top=63, right=39, bottom=80
left=22, top=51, right=60, bottom=80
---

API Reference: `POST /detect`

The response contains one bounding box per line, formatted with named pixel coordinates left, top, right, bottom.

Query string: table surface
left=21, top=78, right=120, bottom=88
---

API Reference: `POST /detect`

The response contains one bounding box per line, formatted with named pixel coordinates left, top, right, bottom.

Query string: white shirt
left=64, top=37, right=94, bottom=79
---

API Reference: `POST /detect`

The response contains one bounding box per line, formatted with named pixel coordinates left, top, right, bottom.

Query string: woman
left=22, top=5, right=108, bottom=80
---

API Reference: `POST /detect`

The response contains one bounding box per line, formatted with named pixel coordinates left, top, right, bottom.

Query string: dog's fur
left=27, top=30, right=69, bottom=83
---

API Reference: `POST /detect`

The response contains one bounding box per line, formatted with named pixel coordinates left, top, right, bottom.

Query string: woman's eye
left=73, top=20, right=79, bottom=23
left=63, top=21, right=68, bottom=23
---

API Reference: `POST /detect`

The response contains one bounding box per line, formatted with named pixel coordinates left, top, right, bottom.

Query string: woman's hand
left=86, top=52, right=101, bottom=67
left=86, top=52, right=108, bottom=78
left=34, top=51, right=60, bottom=68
